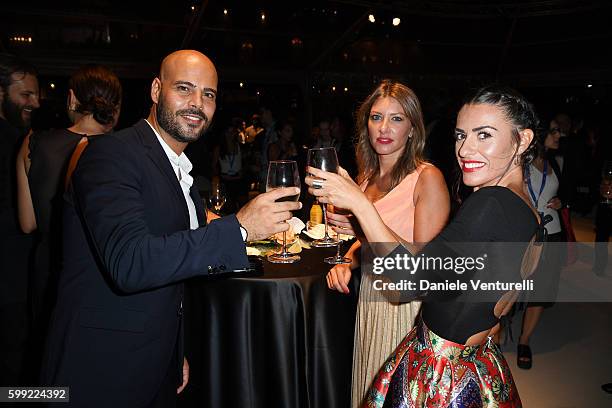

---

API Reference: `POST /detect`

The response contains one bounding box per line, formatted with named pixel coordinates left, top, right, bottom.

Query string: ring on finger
left=312, top=179, right=325, bottom=189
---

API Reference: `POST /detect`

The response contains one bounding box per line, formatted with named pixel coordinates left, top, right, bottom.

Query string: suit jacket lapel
left=190, top=186, right=207, bottom=227
left=136, top=119, right=190, bottom=228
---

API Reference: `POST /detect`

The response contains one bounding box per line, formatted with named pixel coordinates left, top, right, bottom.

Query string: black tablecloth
left=183, top=247, right=358, bottom=408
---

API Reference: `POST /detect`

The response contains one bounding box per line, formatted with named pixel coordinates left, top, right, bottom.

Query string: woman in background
left=267, top=120, right=298, bottom=162
left=212, top=118, right=246, bottom=212
left=16, top=65, right=121, bottom=371
left=517, top=118, right=565, bottom=369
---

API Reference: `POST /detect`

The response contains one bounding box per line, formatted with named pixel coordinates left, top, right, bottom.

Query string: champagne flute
left=266, top=160, right=301, bottom=263
left=207, top=183, right=227, bottom=215
left=324, top=204, right=352, bottom=264
left=307, top=147, right=339, bottom=247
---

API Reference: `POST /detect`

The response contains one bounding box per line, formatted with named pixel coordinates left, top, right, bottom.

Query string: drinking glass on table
left=307, top=147, right=339, bottom=248
left=324, top=204, right=352, bottom=265
left=207, top=183, right=227, bottom=215
left=266, top=160, right=301, bottom=263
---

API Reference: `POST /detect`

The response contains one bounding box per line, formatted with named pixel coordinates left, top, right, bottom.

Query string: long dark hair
left=69, top=65, right=122, bottom=126
left=533, top=117, right=562, bottom=164
left=355, top=80, right=426, bottom=190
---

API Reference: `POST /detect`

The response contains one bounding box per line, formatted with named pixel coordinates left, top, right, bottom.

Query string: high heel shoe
left=517, top=344, right=532, bottom=369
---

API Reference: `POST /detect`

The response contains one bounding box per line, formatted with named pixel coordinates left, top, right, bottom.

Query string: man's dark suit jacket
left=41, top=120, right=248, bottom=406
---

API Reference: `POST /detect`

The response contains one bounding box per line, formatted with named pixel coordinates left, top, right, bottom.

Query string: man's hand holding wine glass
left=236, top=187, right=302, bottom=241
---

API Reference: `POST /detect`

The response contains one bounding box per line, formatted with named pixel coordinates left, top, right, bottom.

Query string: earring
left=409, top=128, right=414, bottom=138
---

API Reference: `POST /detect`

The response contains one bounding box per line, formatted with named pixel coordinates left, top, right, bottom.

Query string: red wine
left=276, top=194, right=300, bottom=202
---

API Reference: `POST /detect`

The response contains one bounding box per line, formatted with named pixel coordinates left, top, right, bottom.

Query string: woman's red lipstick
left=461, top=160, right=486, bottom=172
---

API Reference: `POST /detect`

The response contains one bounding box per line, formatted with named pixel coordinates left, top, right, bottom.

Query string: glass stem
left=282, top=230, right=287, bottom=256
left=322, top=204, right=330, bottom=239
left=335, top=237, right=342, bottom=259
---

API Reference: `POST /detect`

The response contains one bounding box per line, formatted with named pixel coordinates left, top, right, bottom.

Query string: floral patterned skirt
left=363, top=318, right=521, bottom=408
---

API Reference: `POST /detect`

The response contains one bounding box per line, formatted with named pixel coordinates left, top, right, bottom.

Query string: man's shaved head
left=159, top=50, right=217, bottom=84
left=149, top=50, right=218, bottom=149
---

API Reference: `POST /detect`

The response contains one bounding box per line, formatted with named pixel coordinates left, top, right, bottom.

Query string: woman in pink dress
left=321, top=80, right=450, bottom=407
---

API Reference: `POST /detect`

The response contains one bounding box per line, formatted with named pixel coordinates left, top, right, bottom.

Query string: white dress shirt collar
left=145, top=120, right=194, bottom=187
left=145, top=119, right=199, bottom=229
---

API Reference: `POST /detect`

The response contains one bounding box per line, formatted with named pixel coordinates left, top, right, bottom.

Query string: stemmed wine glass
left=307, top=147, right=339, bottom=247
left=207, top=183, right=227, bottom=215
left=266, top=160, right=301, bottom=263
left=324, top=205, right=352, bottom=265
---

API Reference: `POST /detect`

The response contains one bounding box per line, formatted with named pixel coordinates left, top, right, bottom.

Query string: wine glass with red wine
left=266, top=160, right=301, bottom=263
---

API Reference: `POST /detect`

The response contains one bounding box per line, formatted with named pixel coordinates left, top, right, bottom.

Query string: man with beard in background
left=41, top=50, right=300, bottom=407
left=0, top=54, right=39, bottom=385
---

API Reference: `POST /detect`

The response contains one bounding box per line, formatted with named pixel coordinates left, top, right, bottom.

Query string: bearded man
left=0, top=55, right=39, bottom=384
left=42, top=50, right=300, bottom=407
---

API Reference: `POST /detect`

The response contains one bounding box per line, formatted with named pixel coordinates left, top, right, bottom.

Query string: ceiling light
left=392, top=18, right=400, bottom=26
left=368, top=14, right=375, bottom=23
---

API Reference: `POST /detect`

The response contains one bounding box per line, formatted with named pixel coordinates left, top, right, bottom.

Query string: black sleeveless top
left=28, top=129, right=91, bottom=235
left=389, top=186, right=538, bottom=344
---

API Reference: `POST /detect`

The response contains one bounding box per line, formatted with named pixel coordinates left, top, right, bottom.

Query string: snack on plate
left=272, top=217, right=305, bottom=244
left=246, top=246, right=261, bottom=256
left=246, top=240, right=279, bottom=257
left=304, top=222, right=352, bottom=241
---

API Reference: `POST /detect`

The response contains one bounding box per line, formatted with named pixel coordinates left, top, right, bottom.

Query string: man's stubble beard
left=1, top=95, right=31, bottom=130
left=156, top=96, right=210, bottom=144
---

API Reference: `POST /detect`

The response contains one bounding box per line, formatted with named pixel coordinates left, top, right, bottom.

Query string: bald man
left=41, top=50, right=300, bottom=407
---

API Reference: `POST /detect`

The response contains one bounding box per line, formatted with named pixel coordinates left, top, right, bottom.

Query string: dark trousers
left=0, top=302, right=29, bottom=386
left=150, top=347, right=179, bottom=408
left=0, top=234, right=33, bottom=386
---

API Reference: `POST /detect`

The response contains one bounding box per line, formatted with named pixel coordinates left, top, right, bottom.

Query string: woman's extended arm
left=306, top=165, right=449, bottom=253
left=306, top=166, right=399, bottom=243
left=326, top=239, right=362, bottom=293
left=16, top=132, right=37, bottom=233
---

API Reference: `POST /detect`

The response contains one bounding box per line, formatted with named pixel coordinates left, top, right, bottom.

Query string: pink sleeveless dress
left=351, top=164, right=429, bottom=408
